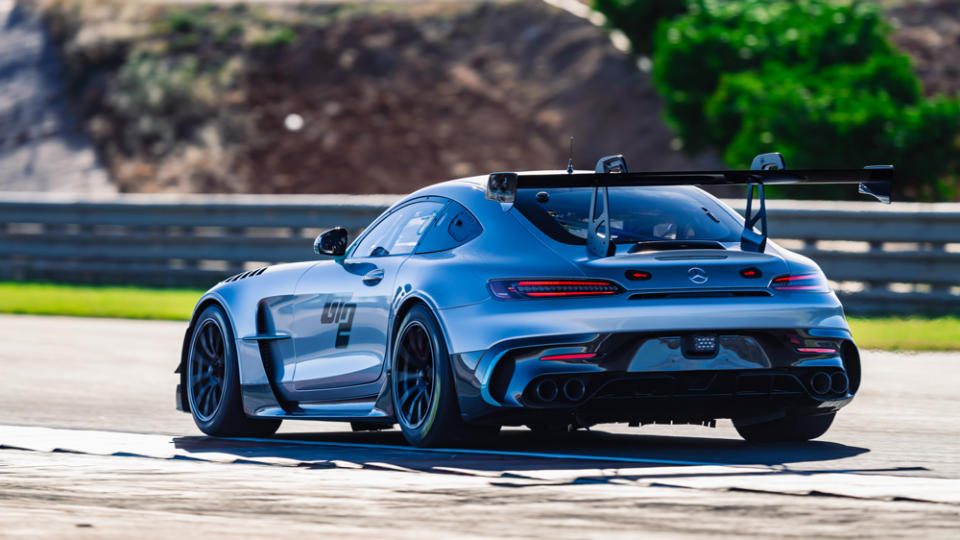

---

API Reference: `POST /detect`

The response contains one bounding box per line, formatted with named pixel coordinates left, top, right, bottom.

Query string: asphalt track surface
left=1, top=314, right=958, bottom=537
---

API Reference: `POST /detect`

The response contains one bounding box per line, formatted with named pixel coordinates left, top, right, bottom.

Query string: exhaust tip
left=562, top=378, right=587, bottom=402
left=536, top=379, right=559, bottom=402
left=810, top=371, right=831, bottom=395
left=831, top=371, right=849, bottom=395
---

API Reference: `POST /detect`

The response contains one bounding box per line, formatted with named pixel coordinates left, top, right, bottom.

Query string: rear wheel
left=186, top=305, right=281, bottom=438
left=391, top=305, right=498, bottom=447
left=734, top=412, right=835, bottom=443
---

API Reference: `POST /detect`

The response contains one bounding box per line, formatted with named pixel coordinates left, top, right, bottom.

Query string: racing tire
left=391, top=304, right=498, bottom=447
left=186, top=305, right=281, bottom=438
left=733, top=412, right=835, bottom=443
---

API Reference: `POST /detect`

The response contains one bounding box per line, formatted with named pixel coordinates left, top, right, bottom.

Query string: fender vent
left=223, top=266, right=268, bottom=283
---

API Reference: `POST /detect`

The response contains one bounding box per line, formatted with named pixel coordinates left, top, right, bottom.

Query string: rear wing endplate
left=486, top=152, right=893, bottom=255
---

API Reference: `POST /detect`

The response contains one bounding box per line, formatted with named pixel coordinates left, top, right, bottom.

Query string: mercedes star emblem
left=688, top=267, right=709, bottom=285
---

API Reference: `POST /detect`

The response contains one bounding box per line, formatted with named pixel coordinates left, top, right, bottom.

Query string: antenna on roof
left=566, top=137, right=575, bottom=174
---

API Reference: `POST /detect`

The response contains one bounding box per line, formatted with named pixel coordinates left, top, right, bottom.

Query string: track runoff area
left=0, top=314, right=958, bottom=537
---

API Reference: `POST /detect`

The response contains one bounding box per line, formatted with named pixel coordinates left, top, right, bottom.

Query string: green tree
left=642, top=0, right=960, bottom=200
left=592, top=0, right=689, bottom=54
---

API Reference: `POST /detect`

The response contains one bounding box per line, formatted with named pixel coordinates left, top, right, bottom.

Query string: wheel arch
left=176, top=294, right=236, bottom=412
left=390, top=293, right=454, bottom=359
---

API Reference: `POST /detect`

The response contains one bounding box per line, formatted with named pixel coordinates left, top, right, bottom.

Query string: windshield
left=514, top=186, right=741, bottom=245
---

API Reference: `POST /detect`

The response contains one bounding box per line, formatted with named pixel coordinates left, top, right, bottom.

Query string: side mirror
left=314, top=227, right=348, bottom=257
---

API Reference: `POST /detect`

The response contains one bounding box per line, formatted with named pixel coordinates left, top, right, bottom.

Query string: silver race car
left=176, top=153, right=892, bottom=447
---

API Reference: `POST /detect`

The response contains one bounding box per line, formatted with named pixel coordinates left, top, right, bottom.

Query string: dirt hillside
left=887, top=0, right=960, bottom=97
left=37, top=0, right=700, bottom=194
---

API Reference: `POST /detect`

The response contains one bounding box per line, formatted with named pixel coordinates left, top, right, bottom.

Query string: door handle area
left=362, top=268, right=384, bottom=285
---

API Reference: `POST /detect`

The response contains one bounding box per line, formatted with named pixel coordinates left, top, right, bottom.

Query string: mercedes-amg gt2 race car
left=176, top=152, right=892, bottom=447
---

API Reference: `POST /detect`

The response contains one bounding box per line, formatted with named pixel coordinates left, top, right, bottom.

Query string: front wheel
left=391, top=305, right=497, bottom=447
left=186, top=305, right=281, bottom=438
left=734, top=412, right=835, bottom=443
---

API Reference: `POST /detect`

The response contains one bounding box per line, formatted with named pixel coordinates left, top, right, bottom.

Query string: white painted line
left=226, top=434, right=762, bottom=469
left=364, top=461, right=420, bottom=473
left=0, top=423, right=759, bottom=469
left=431, top=466, right=505, bottom=478
left=5, top=425, right=958, bottom=504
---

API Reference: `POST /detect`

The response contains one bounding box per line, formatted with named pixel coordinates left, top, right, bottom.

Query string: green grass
left=0, top=282, right=958, bottom=350
left=847, top=316, right=960, bottom=352
left=0, top=282, right=202, bottom=321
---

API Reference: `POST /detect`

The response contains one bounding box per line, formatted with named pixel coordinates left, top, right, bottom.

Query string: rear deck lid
left=577, top=246, right=789, bottom=292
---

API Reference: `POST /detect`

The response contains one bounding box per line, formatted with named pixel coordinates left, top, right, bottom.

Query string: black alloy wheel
left=394, top=321, right=436, bottom=429
left=189, top=320, right=225, bottom=422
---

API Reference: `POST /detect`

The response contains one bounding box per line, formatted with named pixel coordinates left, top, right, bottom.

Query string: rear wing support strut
left=741, top=182, right=767, bottom=253
left=587, top=155, right=628, bottom=257
left=740, top=152, right=782, bottom=253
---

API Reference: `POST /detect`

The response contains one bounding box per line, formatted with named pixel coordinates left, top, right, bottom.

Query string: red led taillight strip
left=772, top=274, right=818, bottom=284
left=488, top=279, right=622, bottom=299
left=524, top=290, right=619, bottom=297
left=771, top=273, right=829, bottom=292
left=516, top=280, right=615, bottom=287
left=540, top=353, right=598, bottom=361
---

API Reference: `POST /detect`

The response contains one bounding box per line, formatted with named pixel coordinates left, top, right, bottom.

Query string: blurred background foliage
left=592, top=0, right=688, bottom=54
left=594, top=0, right=960, bottom=201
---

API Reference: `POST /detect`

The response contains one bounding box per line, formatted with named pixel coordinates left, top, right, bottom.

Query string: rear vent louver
left=223, top=266, right=268, bottom=283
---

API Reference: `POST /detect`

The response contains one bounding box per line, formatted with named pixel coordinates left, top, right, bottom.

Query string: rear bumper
left=452, top=327, right=860, bottom=425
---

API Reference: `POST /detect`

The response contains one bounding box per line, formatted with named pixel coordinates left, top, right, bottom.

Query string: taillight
left=488, top=279, right=622, bottom=299
left=625, top=270, right=652, bottom=281
left=770, top=273, right=830, bottom=293
left=796, top=347, right=837, bottom=354
left=540, top=353, right=598, bottom=361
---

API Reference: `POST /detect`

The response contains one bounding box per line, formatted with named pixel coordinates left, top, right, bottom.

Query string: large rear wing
left=485, top=153, right=893, bottom=256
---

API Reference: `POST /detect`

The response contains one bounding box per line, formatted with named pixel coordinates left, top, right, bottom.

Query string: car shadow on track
left=172, top=427, right=871, bottom=474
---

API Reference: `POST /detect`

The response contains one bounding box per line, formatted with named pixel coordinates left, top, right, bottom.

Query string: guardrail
left=724, top=199, right=960, bottom=315
left=1, top=193, right=957, bottom=314
left=0, top=193, right=395, bottom=288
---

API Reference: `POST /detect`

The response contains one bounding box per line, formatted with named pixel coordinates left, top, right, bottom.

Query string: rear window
left=514, top=187, right=741, bottom=245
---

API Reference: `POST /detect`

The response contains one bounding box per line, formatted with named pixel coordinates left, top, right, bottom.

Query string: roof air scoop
left=587, top=155, right=627, bottom=257
left=486, top=172, right=518, bottom=204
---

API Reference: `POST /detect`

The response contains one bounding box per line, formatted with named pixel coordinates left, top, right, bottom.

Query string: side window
left=352, top=201, right=445, bottom=258
left=416, top=200, right=483, bottom=254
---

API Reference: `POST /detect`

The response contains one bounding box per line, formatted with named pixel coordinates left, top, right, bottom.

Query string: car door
left=289, top=199, right=446, bottom=397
